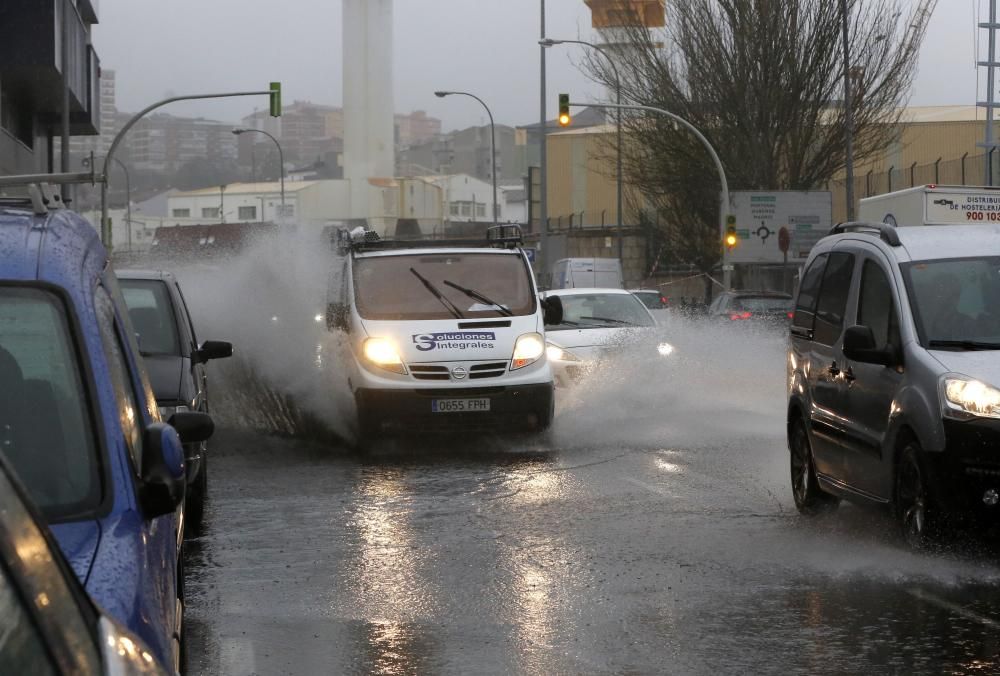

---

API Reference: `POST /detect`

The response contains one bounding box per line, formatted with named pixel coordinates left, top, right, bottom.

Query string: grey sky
left=94, top=1, right=979, bottom=132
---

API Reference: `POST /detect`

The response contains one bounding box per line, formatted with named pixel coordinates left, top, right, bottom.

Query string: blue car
left=0, top=194, right=214, bottom=672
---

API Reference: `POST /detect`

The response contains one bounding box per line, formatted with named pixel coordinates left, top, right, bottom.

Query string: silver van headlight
left=941, top=375, right=1000, bottom=420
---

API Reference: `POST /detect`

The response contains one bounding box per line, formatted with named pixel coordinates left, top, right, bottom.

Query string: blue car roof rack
left=829, top=221, right=902, bottom=247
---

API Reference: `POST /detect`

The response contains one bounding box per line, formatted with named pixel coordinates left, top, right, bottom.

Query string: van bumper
left=355, top=383, right=554, bottom=433
left=925, top=418, right=1000, bottom=515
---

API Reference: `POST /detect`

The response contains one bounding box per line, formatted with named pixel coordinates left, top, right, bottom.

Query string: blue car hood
left=51, top=520, right=101, bottom=583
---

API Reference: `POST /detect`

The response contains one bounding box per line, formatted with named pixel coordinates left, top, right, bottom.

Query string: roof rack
left=0, top=184, right=68, bottom=215
left=829, top=221, right=901, bottom=247
left=334, top=223, right=528, bottom=255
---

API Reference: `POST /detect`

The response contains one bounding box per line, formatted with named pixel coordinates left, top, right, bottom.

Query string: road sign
left=778, top=226, right=790, bottom=254
left=523, top=247, right=537, bottom=263
left=728, top=191, right=831, bottom=264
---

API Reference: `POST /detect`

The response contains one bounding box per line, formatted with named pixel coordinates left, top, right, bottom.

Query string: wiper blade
left=409, top=268, right=463, bottom=319
left=442, top=280, right=514, bottom=317
left=929, top=339, right=1000, bottom=351
left=580, top=315, right=630, bottom=325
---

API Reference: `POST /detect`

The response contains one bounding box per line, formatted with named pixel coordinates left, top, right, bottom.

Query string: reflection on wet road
left=183, top=321, right=1000, bottom=675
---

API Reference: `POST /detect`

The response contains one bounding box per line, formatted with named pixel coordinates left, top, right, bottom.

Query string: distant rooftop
left=173, top=181, right=319, bottom=197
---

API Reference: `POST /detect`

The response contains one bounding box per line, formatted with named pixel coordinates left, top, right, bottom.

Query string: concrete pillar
left=343, top=0, right=395, bottom=222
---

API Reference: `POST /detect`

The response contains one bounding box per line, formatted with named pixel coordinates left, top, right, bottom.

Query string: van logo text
left=412, top=331, right=496, bottom=352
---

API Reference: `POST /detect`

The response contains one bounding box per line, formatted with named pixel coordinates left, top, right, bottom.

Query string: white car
left=543, top=288, right=669, bottom=387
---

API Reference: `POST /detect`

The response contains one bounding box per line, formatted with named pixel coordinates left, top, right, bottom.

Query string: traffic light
left=558, top=94, right=571, bottom=126
left=725, top=215, right=738, bottom=249
left=269, top=82, right=282, bottom=117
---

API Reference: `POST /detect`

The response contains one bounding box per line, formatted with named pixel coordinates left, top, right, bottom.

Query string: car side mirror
left=194, top=340, right=233, bottom=364
left=327, top=303, right=350, bottom=332
left=541, top=295, right=563, bottom=326
left=843, top=325, right=894, bottom=366
left=167, top=410, right=215, bottom=444
left=139, top=423, right=186, bottom=518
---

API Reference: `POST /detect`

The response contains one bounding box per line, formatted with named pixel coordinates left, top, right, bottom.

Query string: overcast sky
left=93, top=0, right=980, bottom=132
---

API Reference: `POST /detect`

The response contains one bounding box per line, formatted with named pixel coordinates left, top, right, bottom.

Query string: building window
left=476, top=204, right=486, bottom=217
left=449, top=204, right=460, bottom=216
left=171, top=208, right=190, bottom=218
left=238, top=206, right=257, bottom=221
left=277, top=204, right=294, bottom=218
left=201, top=207, right=220, bottom=219
left=460, top=202, right=471, bottom=217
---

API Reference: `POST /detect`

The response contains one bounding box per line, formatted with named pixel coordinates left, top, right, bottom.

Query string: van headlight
left=362, top=338, right=407, bottom=375
left=942, top=375, right=1000, bottom=420
left=545, top=343, right=580, bottom=363
left=511, top=333, right=545, bottom=370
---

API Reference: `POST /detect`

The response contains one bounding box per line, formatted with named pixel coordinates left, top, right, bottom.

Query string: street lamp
left=840, top=0, right=856, bottom=221
left=541, top=38, right=625, bottom=262
left=435, top=91, right=499, bottom=226
left=232, top=127, right=285, bottom=221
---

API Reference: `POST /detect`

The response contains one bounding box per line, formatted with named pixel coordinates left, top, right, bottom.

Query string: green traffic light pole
left=100, top=87, right=280, bottom=248
left=564, top=99, right=733, bottom=291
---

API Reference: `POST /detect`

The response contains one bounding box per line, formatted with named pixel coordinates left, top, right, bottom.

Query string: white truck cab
left=327, top=225, right=562, bottom=439
left=858, top=184, right=1000, bottom=227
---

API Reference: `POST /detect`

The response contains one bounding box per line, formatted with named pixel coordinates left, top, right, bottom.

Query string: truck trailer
left=858, top=185, right=1000, bottom=227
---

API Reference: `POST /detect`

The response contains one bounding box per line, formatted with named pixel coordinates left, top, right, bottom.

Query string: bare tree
left=584, top=0, right=936, bottom=285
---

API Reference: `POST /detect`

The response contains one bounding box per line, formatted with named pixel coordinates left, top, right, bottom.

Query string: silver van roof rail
left=830, top=221, right=902, bottom=247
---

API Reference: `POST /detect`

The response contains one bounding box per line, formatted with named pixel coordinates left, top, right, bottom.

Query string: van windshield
left=902, top=257, right=1000, bottom=349
left=353, top=252, right=536, bottom=320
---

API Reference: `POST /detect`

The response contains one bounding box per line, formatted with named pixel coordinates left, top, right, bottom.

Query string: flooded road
left=182, top=319, right=1000, bottom=674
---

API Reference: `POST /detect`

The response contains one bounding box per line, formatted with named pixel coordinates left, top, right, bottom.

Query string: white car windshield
left=353, top=252, right=536, bottom=321
left=902, top=257, right=1000, bottom=349
left=547, top=293, right=655, bottom=330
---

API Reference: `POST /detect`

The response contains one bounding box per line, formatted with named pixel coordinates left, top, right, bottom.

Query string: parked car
left=788, top=221, right=1000, bottom=548
left=0, top=193, right=214, bottom=672
left=709, top=290, right=794, bottom=324
left=543, top=288, right=668, bottom=387
left=118, top=270, right=233, bottom=529
left=0, top=453, right=168, bottom=674
left=630, top=289, right=669, bottom=310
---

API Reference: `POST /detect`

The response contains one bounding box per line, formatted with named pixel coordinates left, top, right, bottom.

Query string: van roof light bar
left=830, top=221, right=902, bottom=247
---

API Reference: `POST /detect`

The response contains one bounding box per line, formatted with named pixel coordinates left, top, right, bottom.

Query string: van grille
left=409, top=365, right=450, bottom=381
left=469, top=362, right=508, bottom=379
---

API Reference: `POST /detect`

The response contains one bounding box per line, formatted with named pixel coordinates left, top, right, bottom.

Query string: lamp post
left=540, top=38, right=624, bottom=261
left=85, top=155, right=132, bottom=250
left=435, top=91, right=499, bottom=226
left=840, top=0, right=856, bottom=221
left=232, top=127, right=285, bottom=221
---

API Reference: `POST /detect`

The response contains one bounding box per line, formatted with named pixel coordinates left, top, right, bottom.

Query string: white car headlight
left=942, top=375, right=1000, bottom=420
left=314, top=313, right=324, bottom=323
left=657, top=342, right=675, bottom=356
left=362, top=338, right=407, bottom=375
left=511, top=333, right=545, bottom=370
left=546, top=343, right=580, bottom=363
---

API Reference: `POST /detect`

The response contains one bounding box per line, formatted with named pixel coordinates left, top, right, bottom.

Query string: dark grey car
left=118, top=270, right=232, bottom=529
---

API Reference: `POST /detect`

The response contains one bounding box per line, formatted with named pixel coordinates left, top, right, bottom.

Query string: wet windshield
left=353, top=253, right=535, bottom=320
left=120, top=280, right=182, bottom=356
left=0, top=288, right=101, bottom=519
left=547, top=293, right=655, bottom=330
left=902, top=257, right=1000, bottom=349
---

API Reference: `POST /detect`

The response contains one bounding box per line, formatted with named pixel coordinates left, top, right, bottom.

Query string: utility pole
left=979, top=0, right=1000, bottom=185
left=539, top=0, right=549, bottom=286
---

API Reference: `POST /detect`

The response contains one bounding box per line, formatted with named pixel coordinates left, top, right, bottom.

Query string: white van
left=327, top=225, right=562, bottom=439
left=551, top=257, right=623, bottom=290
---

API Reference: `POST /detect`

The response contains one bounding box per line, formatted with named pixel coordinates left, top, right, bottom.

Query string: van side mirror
left=541, top=295, right=563, bottom=326
left=194, top=340, right=233, bottom=363
left=167, top=410, right=215, bottom=444
left=843, top=325, right=894, bottom=366
left=139, top=423, right=186, bottom=518
left=327, top=303, right=350, bottom=332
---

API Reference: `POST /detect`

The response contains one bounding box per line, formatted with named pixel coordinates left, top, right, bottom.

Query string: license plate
left=431, top=398, right=491, bottom=413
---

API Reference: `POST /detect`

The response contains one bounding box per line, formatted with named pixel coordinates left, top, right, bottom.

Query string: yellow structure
left=545, top=106, right=993, bottom=228
left=585, top=0, right=665, bottom=28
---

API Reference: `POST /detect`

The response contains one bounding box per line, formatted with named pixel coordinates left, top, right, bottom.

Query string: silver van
left=787, top=221, right=1000, bottom=548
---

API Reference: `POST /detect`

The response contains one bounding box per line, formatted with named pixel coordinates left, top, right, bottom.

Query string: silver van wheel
left=896, top=444, right=935, bottom=549
left=789, top=419, right=838, bottom=515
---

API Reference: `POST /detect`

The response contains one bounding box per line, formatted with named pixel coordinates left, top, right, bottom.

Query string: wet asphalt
left=182, top=320, right=1000, bottom=675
